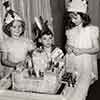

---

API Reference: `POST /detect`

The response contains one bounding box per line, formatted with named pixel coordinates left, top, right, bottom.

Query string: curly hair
left=2, top=20, right=25, bottom=37
left=35, top=28, right=54, bottom=48
left=64, top=11, right=91, bottom=30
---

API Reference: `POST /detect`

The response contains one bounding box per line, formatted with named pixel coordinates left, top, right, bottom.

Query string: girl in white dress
left=63, top=0, right=100, bottom=100
left=0, top=1, right=35, bottom=90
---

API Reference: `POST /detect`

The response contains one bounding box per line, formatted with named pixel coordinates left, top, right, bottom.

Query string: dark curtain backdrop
left=88, top=0, right=100, bottom=27
left=50, top=0, right=65, bottom=51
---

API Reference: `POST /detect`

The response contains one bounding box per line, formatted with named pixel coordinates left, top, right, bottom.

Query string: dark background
left=51, top=0, right=65, bottom=51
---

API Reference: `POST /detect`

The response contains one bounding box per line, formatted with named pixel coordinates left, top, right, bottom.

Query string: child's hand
left=72, top=47, right=83, bottom=56
left=66, top=45, right=73, bottom=54
left=67, top=47, right=73, bottom=54
left=16, top=61, right=25, bottom=71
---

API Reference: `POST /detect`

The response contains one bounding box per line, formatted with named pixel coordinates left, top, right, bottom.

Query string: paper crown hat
left=66, top=0, right=88, bottom=13
left=3, top=0, right=22, bottom=24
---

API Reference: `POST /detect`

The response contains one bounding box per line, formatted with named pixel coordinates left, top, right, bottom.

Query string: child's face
left=70, top=12, right=82, bottom=26
left=10, top=20, right=23, bottom=38
left=40, top=34, right=54, bottom=48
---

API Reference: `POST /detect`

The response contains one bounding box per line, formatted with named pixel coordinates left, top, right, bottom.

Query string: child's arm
left=1, top=52, right=25, bottom=69
left=1, top=52, right=17, bottom=68
left=72, top=27, right=100, bottom=56
left=71, top=44, right=99, bottom=56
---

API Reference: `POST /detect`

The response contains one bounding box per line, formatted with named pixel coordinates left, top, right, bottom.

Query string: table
left=0, top=90, right=64, bottom=100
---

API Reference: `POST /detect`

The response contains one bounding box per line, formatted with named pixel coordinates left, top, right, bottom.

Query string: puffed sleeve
left=0, top=40, right=8, bottom=53
left=90, top=26, right=99, bottom=40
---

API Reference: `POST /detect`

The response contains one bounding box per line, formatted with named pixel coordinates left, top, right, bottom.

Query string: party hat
left=3, top=0, right=23, bottom=24
left=66, top=0, right=88, bottom=13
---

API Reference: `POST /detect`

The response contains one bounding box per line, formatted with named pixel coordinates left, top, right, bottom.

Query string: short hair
left=64, top=11, right=91, bottom=30
left=35, top=29, right=54, bottom=48
left=2, top=20, right=25, bottom=37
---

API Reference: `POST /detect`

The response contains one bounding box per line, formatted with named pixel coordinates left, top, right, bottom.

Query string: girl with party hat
left=31, top=16, right=65, bottom=93
left=63, top=0, right=100, bottom=100
left=0, top=0, right=36, bottom=90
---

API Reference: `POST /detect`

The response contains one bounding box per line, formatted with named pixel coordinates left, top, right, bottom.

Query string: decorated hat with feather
left=3, top=0, right=23, bottom=24
left=66, top=0, right=88, bottom=13
left=32, top=16, right=53, bottom=41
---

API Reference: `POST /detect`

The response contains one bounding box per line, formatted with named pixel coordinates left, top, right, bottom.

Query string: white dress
left=0, top=37, right=34, bottom=89
left=1, top=37, right=34, bottom=63
left=63, top=25, right=99, bottom=100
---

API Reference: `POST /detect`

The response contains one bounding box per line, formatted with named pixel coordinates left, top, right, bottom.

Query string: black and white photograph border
left=0, top=0, right=100, bottom=100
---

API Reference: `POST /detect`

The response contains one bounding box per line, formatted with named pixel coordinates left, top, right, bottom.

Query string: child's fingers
left=67, top=44, right=74, bottom=49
